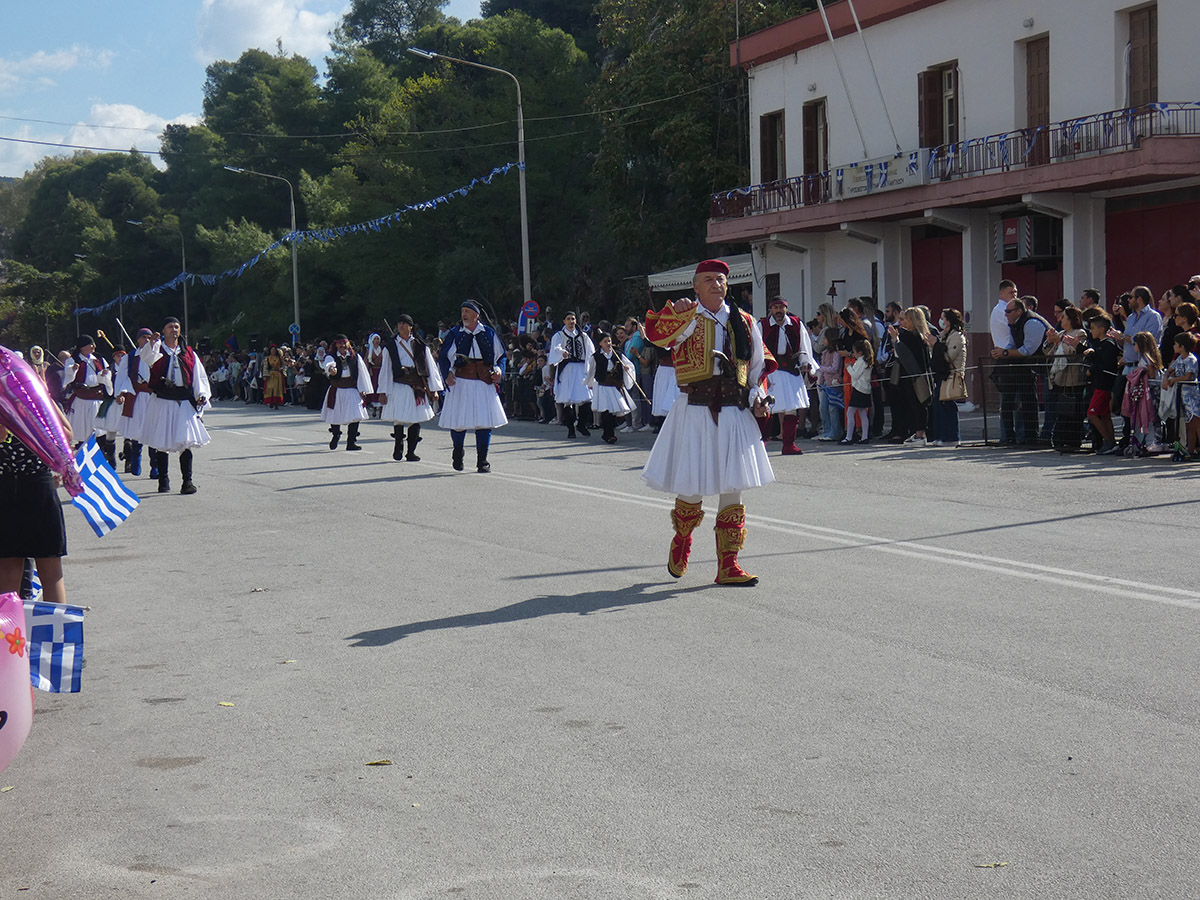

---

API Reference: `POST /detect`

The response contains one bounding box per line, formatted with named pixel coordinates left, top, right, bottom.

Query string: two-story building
left=709, top=0, right=1199, bottom=357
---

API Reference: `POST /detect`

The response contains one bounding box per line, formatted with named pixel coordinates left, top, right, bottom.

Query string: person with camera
left=437, top=300, right=508, bottom=472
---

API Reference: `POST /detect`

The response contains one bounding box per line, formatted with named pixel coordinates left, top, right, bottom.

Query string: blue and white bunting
left=79, top=162, right=522, bottom=315
left=72, top=436, right=140, bottom=537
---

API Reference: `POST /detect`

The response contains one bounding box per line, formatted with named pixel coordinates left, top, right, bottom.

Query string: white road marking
left=213, top=420, right=1200, bottom=610
left=487, top=468, right=1200, bottom=611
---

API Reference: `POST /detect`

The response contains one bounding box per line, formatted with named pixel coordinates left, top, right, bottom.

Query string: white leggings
left=678, top=492, right=742, bottom=509
left=846, top=407, right=869, bottom=437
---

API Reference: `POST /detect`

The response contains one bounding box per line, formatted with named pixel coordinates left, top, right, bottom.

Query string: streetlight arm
left=406, top=47, right=531, bottom=306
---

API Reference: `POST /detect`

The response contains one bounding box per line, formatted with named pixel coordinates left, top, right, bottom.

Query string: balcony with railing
left=710, top=102, right=1200, bottom=223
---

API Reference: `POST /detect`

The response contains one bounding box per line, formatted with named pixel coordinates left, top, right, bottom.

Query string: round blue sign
left=521, top=300, right=540, bottom=318
left=288, top=323, right=301, bottom=335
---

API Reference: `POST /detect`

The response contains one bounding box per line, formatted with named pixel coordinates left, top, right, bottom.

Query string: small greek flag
left=72, top=436, right=139, bottom=537
left=23, top=600, right=85, bottom=693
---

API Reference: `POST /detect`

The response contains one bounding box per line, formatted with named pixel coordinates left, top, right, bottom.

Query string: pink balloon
left=0, top=592, right=33, bottom=775
left=0, top=344, right=83, bottom=497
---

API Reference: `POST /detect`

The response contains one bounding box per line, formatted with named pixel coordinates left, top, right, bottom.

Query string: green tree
left=336, top=0, right=450, bottom=67
left=589, top=0, right=813, bottom=280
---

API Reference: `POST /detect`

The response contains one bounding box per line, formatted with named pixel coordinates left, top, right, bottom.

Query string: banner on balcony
left=839, top=151, right=924, bottom=199
left=78, top=163, right=522, bottom=316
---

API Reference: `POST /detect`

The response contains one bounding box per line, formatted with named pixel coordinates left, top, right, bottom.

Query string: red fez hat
left=695, top=259, right=729, bottom=276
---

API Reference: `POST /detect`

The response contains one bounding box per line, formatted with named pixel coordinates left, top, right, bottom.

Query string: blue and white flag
left=23, top=600, right=85, bottom=693
left=72, top=436, right=139, bottom=537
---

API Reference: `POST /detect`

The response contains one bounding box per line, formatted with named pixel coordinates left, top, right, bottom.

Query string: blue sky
left=0, top=0, right=482, bottom=178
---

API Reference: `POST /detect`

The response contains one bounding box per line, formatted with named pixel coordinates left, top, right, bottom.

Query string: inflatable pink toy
left=0, top=592, right=33, bottom=774
left=0, top=344, right=83, bottom=497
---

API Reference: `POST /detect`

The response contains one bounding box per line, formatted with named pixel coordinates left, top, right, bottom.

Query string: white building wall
left=746, top=0, right=1200, bottom=181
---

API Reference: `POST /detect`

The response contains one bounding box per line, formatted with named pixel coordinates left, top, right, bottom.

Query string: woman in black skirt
left=0, top=413, right=71, bottom=604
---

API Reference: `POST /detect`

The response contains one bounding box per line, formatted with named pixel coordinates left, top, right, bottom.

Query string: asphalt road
left=4, top=402, right=1198, bottom=900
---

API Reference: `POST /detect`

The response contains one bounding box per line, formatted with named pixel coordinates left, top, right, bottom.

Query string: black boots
left=452, top=444, right=464, bottom=471
left=98, top=436, right=117, bottom=469
left=601, top=412, right=617, bottom=444
left=329, top=425, right=341, bottom=450
left=156, top=450, right=170, bottom=493
left=577, top=403, right=592, bottom=437
left=345, top=422, right=361, bottom=451
left=392, top=423, right=422, bottom=461
left=179, top=449, right=196, bottom=494
left=565, top=406, right=577, bottom=438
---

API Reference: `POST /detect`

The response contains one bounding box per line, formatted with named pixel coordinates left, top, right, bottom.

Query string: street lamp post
left=224, top=166, right=301, bottom=344
left=407, top=47, right=531, bottom=309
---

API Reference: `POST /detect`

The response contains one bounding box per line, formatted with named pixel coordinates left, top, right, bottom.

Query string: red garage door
left=1106, top=193, right=1200, bottom=297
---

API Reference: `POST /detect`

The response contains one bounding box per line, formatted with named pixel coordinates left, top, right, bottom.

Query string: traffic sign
left=288, top=323, right=300, bottom=335
left=521, top=300, right=540, bottom=319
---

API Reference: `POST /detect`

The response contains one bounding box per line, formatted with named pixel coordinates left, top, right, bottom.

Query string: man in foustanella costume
left=137, top=317, right=211, bottom=494
left=759, top=296, right=816, bottom=456
left=113, top=327, right=156, bottom=477
left=642, top=259, right=776, bottom=586
left=378, top=315, right=444, bottom=461
left=437, top=300, right=508, bottom=472
left=321, top=335, right=373, bottom=451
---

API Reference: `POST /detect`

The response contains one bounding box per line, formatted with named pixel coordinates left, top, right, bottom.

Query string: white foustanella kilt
left=65, top=399, right=101, bottom=442
left=380, top=384, right=435, bottom=424
left=642, top=395, right=775, bottom=497
left=94, top=397, right=124, bottom=436
left=766, top=368, right=810, bottom=412
left=320, top=387, right=368, bottom=425
left=651, top=366, right=680, bottom=417
left=555, top=361, right=592, bottom=405
left=592, top=385, right=633, bottom=415
left=118, top=394, right=150, bottom=442
left=140, top=397, right=211, bottom=453
left=438, top=378, right=508, bottom=431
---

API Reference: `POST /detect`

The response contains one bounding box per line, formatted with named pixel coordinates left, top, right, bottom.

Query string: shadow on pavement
left=346, top=581, right=712, bottom=647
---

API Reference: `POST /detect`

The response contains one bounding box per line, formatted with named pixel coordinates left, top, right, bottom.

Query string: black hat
left=75, top=334, right=95, bottom=351
left=397, top=314, right=414, bottom=326
left=460, top=300, right=482, bottom=315
left=162, top=316, right=180, bottom=327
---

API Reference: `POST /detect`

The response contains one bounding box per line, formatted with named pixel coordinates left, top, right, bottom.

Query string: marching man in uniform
left=61, top=335, right=112, bottom=451
left=759, top=296, right=816, bottom=456
left=438, top=300, right=507, bottom=472
left=378, top=315, right=443, bottom=461
left=321, top=334, right=372, bottom=451
left=547, top=311, right=594, bottom=439
left=139, top=317, right=210, bottom=494
left=642, top=259, right=776, bottom=586
left=114, top=328, right=155, bottom=476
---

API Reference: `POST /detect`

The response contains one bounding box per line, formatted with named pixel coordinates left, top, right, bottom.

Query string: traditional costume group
left=437, top=300, right=508, bottom=473
left=642, top=259, right=776, bottom=586
left=321, top=335, right=373, bottom=451
left=377, top=316, right=443, bottom=461
left=137, top=319, right=211, bottom=493
left=758, top=297, right=817, bottom=456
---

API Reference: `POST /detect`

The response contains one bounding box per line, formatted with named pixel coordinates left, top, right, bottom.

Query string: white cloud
left=0, top=45, right=114, bottom=94
left=195, top=0, right=349, bottom=65
left=67, top=103, right=201, bottom=169
left=0, top=123, right=63, bottom=178
left=0, top=104, right=202, bottom=178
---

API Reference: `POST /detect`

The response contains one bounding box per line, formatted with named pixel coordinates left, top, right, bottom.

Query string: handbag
left=939, top=371, right=967, bottom=402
